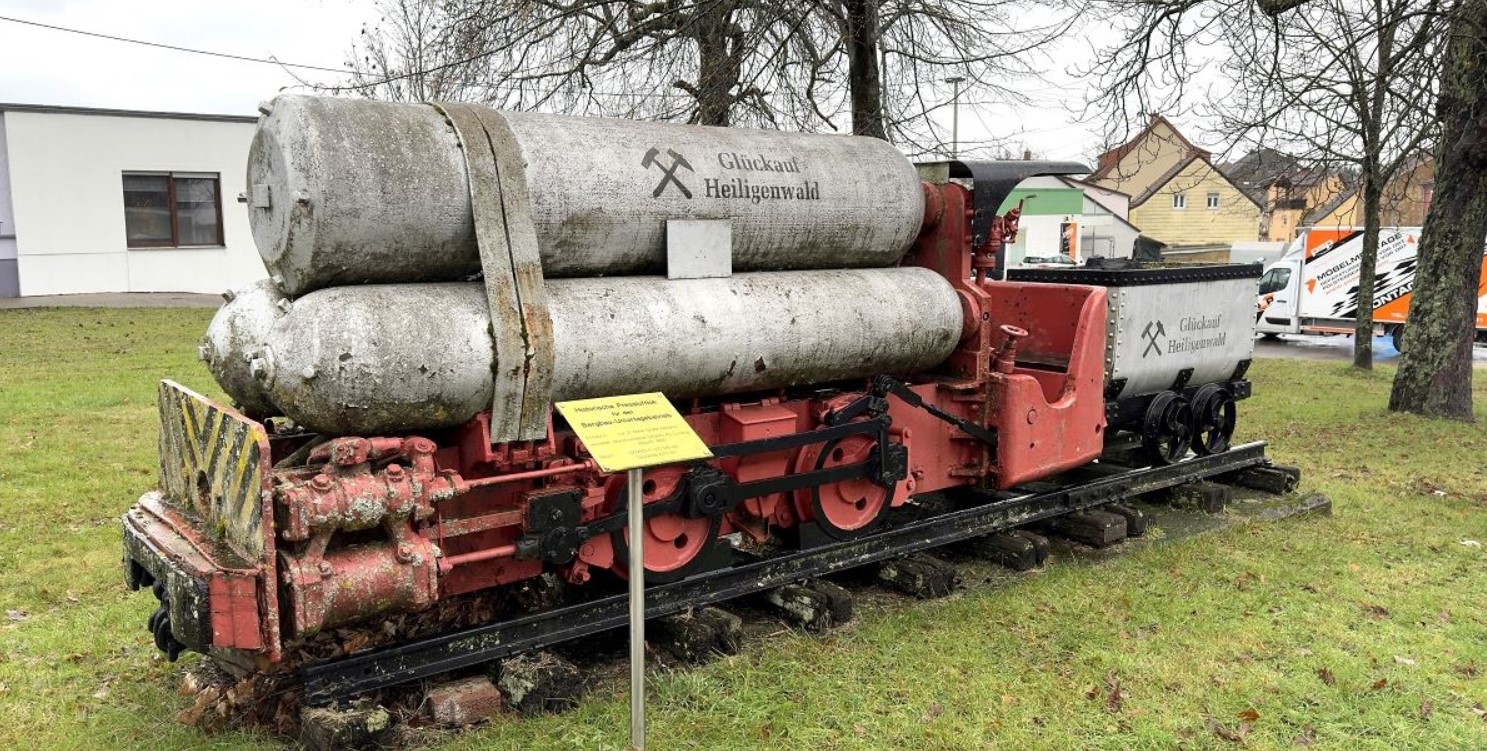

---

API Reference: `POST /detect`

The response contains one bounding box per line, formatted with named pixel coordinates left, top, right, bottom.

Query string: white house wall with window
left=0, top=104, right=263, bottom=297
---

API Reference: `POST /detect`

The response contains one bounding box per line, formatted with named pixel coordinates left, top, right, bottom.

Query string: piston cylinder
left=248, top=96, right=926, bottom=295
left=214, top=269, right=962, bottom=435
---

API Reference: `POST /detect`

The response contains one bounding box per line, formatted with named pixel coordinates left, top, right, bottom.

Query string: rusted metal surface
left=247, top=95, right=924, bottom=296
left=273, top=436, right=459, bottom=635
left=136, top=381, right=282, bottom=661
left=234, top=269, right=961, bottom=435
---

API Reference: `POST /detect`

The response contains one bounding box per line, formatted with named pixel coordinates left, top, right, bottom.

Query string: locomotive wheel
left=1190, top=384, right=1237, bottom=456
left=806, top=435, right=894, bottom=540
left=1140, top=391, right=1193, bottom=465
left=611, top=467, right=720, bottom=584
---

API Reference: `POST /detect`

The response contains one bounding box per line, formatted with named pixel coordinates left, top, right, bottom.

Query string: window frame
left=1172, top=192, right=1187, bottom=210
left=1206, top=192, right=1220, bottom=210
left=123, top=171, right=225, bottom=249
left=1258, top=267, right=1292, bottom=295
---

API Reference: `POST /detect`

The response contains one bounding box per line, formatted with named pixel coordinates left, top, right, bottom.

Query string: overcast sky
left=0, top=0, right=1135, bottom=163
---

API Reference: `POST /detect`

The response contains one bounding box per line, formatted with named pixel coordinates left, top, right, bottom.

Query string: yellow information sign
left=555, top=392, right=713, bottom=473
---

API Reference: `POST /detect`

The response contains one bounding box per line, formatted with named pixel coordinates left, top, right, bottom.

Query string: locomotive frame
left=121, top=142, right=1279, bottom=715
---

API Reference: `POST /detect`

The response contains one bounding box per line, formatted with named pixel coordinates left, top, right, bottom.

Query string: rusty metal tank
left=208, top=269, right=961, bottom=435
left=247, top=96, right=926, bottom=296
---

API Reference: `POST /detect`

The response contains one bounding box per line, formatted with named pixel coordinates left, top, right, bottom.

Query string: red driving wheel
left=611, top=467, right=719, bottom=581
left=803, top=435, right=893, bottom=538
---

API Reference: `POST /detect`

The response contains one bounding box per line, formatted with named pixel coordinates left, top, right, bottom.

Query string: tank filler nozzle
left=993, top=325, right=1028, bottom=374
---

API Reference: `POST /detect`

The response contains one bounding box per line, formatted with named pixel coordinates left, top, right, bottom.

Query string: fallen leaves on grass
left=1237, top=708, right=1260, bottom=722
left=1105, top=673, right=1125, bottom=714
left=1203, top=712, right=1251, bottom=743
left=1472, top=704, right=1487, bottom=722
left=1420, top=698, right=1432, bottom=720
left=1363, top=603, right=1391, bottom=618
left=1293, top=724, right=1316, bottom=746
left=1454, top=662, right=1478, bottom=677
left=1395, top=655, right=1417, bottom=666
left=5, top=609, right=27, bottom=621
left=921, top=702, right=943, bottom=723
left=1370, top=678, right=1388, bottom=691
left=1317, top=668, right=1336, bottom=686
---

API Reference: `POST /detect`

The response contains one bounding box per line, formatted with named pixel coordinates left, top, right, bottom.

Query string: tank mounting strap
left=300, top=441, right=1270, bottom=704
left=434, top=102, right=555, bottom=443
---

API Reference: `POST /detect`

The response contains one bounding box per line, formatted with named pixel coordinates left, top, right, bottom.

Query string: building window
left=1172, top=193, right=1187, bottom=210
left=1206, top=192, right=1220, bottom=209
left=123, top=172, right=223, bottom=248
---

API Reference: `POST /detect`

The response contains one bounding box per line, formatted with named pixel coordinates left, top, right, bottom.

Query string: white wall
left=4, top=110, right=266, bottom=296
left=0, top=114, right=18, bottom=296
left=1007, top=213, right=1078, bottom=264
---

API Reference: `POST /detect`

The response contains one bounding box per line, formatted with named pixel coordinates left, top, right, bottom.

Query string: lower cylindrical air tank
left=247, top=96, right=926, bottom=296
left=198, top=278, right=287, bottom=417
left=209, top=269, right=962, bottom=436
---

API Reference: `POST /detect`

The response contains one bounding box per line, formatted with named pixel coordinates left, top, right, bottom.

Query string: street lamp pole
left=946, top=76, right=965, bottom=158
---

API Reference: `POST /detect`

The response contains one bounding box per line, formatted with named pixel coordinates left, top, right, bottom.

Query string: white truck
left=1256, top=226, right=1487, bottom=350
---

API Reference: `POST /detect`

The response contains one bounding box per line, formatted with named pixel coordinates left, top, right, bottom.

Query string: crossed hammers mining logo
left=1141, top=320, right=1166, bottom=358
left=642, top=147, right=694, bottom=198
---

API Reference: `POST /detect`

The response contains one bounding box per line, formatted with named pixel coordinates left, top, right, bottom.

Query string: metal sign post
left=627, top=466, right=646, bottom=751
left=551, top=393, right=713, bottom=751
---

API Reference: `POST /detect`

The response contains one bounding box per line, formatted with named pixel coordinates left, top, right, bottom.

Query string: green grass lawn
left=2, top=307, right=1486, bottom=750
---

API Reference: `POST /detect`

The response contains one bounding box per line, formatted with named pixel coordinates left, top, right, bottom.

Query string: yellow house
left=1091, top=115, right=1261, bottom=247
left=1306, top=154, right=1435, bottom=229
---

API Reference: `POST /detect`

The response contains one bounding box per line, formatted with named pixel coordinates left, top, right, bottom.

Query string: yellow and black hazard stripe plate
left=156, top=380, right=271, bottom=560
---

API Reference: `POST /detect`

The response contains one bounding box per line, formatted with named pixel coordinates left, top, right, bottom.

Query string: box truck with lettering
left=1256, top=226, right=1487, bottom=351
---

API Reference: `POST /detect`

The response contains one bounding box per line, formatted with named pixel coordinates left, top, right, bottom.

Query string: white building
left=1017, top=176, right=1141, bottom=261
left=0, top=103, right=266, bottom=298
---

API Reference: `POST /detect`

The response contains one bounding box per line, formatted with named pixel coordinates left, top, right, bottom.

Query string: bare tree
left=342, top=0, right=499, bottom=102
left=328, top=0, right=1073, bottom=157
left=1388, top=0, right=1487, bottom=420
left=1084, top=0, right=1447, bottom=369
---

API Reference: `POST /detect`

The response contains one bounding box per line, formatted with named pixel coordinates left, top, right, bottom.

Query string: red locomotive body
left=123, top=169, right=1113, bottom=666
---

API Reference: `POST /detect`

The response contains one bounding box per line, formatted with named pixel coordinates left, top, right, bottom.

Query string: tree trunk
left=1352, top=174, right=1382, bottom=369
left=843, top=0, right=887, bottom=139
left=1388, top=0, right=1487, bottom=420
left=693, top=1, right=738, bottom=126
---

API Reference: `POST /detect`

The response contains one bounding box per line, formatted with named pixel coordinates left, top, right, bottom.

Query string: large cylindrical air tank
left=211, top=269, right=961, bottom=435
left=248, top=96, right=926, bottom=296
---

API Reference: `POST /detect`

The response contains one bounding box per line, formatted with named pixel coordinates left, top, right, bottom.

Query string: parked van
left=1256, top=226, right=1487, bottom=350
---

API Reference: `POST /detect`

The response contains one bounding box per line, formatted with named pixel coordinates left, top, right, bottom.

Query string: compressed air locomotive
left=122, top=95, right=1254, bottom=671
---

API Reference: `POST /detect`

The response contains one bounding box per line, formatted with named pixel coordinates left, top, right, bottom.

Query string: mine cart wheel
left=612, top=467, right=721, bottom=583
left=1190, top=384, right=1237, bottom=456
left=1140, top=391, right=1193, bottom=465
left=805, top=435, right=895, bottom=540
